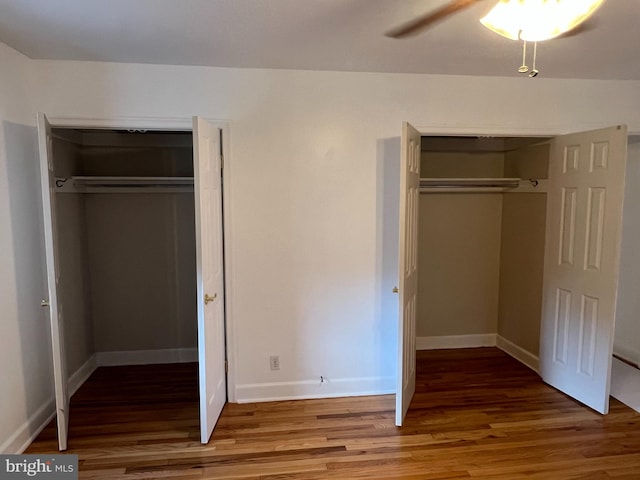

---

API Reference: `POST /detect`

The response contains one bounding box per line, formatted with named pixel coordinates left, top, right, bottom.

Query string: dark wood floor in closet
left=27, top=348, right=640, bottom=479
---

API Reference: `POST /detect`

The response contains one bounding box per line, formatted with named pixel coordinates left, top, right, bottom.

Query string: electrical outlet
left=270, top=355, right=280, bottom=371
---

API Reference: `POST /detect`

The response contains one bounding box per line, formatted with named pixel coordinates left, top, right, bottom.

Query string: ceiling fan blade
left=558, top=18, right=598, bottom=39
left=386, top=0, right=486, bottom=38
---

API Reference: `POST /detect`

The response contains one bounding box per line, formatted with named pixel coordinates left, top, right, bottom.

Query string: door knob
left=41, top=299, right=50, bottom=307
left=392, top=286, right=399, bottom=294
left=204, top=293, right=217, bottom=305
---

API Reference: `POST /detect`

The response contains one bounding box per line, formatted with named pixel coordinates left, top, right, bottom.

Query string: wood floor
left=26, top=348, right=640, bottom=479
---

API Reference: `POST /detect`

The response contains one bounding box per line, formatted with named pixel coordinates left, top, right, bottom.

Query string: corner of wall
left=496, top=335, right=539, bottom=373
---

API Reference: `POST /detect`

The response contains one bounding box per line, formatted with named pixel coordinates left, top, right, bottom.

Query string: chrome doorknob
left=41, top=299, right=50, bottom=307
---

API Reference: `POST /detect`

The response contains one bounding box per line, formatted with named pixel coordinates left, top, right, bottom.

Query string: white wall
left=614, top=141, right=640, bottom=364
left=29, top=60, right=640, bottom=403
left=0, top=43, right=52, bottom=453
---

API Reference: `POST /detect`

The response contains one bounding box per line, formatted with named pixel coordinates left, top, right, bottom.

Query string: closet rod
left=420, top=178, right=521, bottom=189
left=68, top=176, right=194, bottom=187
left=419, top=178, right=547, bottom=194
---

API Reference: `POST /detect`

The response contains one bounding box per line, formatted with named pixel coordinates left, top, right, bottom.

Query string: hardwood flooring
left=26, top=348, right=640, bottom=479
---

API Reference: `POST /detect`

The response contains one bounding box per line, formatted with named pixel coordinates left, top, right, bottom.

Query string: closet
left=417, top=136, right=549, bottom=361
left=415, top=132, right=640, bottom=413
left=51, top=127, right=197, bottom=380
left=40, top=116, right=227, bottom=451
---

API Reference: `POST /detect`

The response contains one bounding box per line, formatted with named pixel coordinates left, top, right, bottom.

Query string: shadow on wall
left=375, top=137, right=401, bottom=382
left=4, top=121, right=52, bottom=448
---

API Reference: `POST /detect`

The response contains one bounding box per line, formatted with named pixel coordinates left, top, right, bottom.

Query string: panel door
left=193, top=116, right=227, bottom=443
left=396, top=121, right=421, bottom=426
left=540, top=125, right=628, bottom=414
left=37, top=112, right=70, bottom=451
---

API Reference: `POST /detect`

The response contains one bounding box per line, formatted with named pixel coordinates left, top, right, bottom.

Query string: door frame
left=44, top=114, right=237, bottom=401
left=415, top=124, right=640, bottom=137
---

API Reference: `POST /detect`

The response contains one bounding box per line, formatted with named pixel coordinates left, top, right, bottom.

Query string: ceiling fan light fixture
left=480, top=0, right=605, bottom=42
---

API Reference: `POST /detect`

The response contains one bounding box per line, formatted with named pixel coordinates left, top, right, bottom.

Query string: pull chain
left=529, top=41, right=539, bottom=77
left=518, top=39, right=529, bottom=73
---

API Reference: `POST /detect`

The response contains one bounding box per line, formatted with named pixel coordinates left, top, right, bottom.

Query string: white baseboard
left=416, top=334, right=497, bottom=350
left=0, top=399, right=55, bottom=454
left=236, top=376, right=395, bottom=404
left=613, top=345, right=640, bottom=367
left=68, top=354, right=98, bottom=398
left=496, top=335, right=539, bottom=373
left=611, top=357, right=640, bottom=413
left=96, top=348, right=197, bottom=366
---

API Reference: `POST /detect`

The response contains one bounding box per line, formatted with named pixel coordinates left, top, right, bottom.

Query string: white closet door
left=396, top=121, right=421, bottom=426
left=540, top=125, right=628, bottom=414
left=37, top=112, right=69, bottom=451
left=193, top=116, right=227, bottom=443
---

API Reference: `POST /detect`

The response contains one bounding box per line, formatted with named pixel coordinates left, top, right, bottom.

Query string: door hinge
left=220, top=154, right=224, bottom=170
left=225, top=360, right=228, bottom=374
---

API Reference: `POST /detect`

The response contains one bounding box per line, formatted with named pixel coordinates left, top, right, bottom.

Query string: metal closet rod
left=56, top=176, right=194, bottom=188
left=418, top=178, right=544, bottom=194
left=419, top=178, right=521, bottom=189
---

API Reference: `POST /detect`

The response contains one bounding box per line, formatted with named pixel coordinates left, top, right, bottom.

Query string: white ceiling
left=0, top=0, right=638, bottom=80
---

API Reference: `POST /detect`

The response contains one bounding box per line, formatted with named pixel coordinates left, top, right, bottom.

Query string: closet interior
left=418, top=135, right=551, bottom=364
left=51, top=128, right=198, bottom=399
left=417, top=134, right=640, bottom=408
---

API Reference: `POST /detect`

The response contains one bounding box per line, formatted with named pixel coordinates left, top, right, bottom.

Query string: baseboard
left=68, top=354, right=98, bottom=397
left=416, top=334, right=497, bottom=350
left=496, top=335, right=539, bottom=373
left=235, top=376, right=395, bottom=403
left=96, top=348, right=198, bottom=366
left=613, top=345, right=640, bottom=367
left=611, top=357, right=640, bottom=413
left=0, top=399, right=55, bottom=454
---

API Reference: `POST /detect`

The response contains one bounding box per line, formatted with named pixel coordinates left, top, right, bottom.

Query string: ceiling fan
left=386, top=0, right=606, bottom=76
left=386, top=0, right=604, bottom=40
left=386, top=0, right=487, bottom=39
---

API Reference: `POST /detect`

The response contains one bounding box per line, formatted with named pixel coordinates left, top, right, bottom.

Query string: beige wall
left=418, top=148, right=548, bottom=353
left=86, top=192, right=197, bottom=352
left=497, top=142, right=549, bottom=356
left=82, top=143, right=197, bottom=353
left=53, top=138, right=96, bottom=376
left=80, top=145, right=193, bottom=177
left=497, top=193, right=547, bottom=355
left=417, top=151, right=504, bottom=338
left=421, top=152, right=504, bottom=178
left=504, top=142, right=550, bottom=180
left=53, top=141, right=198, bottom=355
left=417, top=193, right=503, bottom=337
